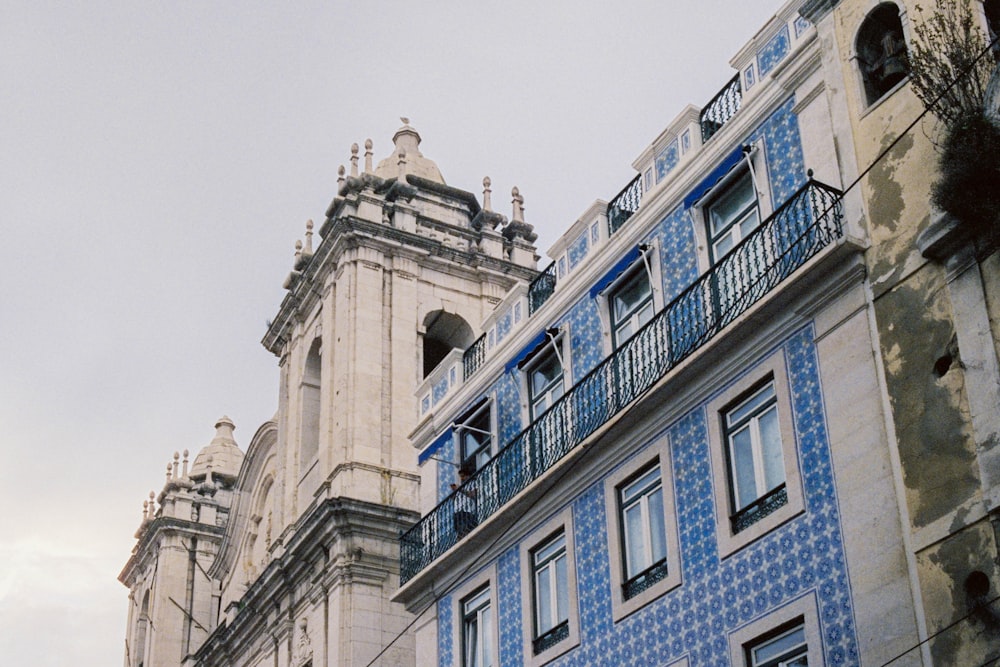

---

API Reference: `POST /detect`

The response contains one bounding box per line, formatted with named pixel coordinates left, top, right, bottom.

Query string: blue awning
left=589, top=245, right=643, bottom=299
left=503, top=329, right=550, bottom=374
left=683, top=146, right=747, bottom=209
left=418, top=427, right=454, bottom=465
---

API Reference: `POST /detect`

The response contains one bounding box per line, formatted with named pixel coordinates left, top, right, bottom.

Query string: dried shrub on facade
left=908, top=1, right=1000, bottom=237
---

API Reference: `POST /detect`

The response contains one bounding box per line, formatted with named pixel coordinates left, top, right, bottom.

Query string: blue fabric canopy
left=417, top=427, right=454, bottom=465
left=503, top=329, right=550, bottom=374
left=683, top=146, right=747, bottom=209
left=589, top=245, right=643, bottom=299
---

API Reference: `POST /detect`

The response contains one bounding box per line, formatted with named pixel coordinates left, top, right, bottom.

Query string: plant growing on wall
left=908, top=1, right=1000, bottom=240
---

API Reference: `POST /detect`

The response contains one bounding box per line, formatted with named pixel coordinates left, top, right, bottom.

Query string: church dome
left=374, top=119, right=446, bottom=184
left=189, top=416, right=244, bottom=483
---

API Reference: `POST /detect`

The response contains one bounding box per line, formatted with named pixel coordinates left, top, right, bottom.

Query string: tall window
left=618, top=465, right=668, bottom=600
left=531, top=532, right=569, bottom=654
left=707, top=171, right=761, bottom=263
left=457, top=400, right=492, bottom=472
left=528, top=348, right=564, bottom=420
left=300, top=338, right=321, bottom=470
left=724, top=379, right=787, bottom=532
left=610, top=269, right=654, bottom=347
left=462, top=586, right=493, bottom=667
left=856, top=4, right=909, bottom=106
left=746, top=621, right=808, bottom=667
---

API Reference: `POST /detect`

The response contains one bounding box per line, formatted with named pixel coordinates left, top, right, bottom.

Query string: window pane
left=728, top=383, right=775, bottom=426
left=710, top=175, right=755, bottom=235
left=731, top=427, right=757, bottom=509
left=464, top=618, right=478, bottom=667
left=555, top=555, right=569, bottom=622
left=624, top=504, right=647, bottom=577
left=622, top=468, right=659, bottom=504
left=753, top=626, right=806, bottom=663
left=482, top=606, right=493, bottom=667
left=536, top=568, right=552, bottom=632
left=759, top=406, right=784, bottom=491
left=648, top=487, right=667, bottom=562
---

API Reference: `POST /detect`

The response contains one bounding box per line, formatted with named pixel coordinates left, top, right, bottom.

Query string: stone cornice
left=262, top=214, right=540, bottom=356
left=191, top=497, right=419, bottom=666
left=119, top=517, right=225, bottom=587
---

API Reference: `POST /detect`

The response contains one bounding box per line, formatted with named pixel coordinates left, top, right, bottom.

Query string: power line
left=364, top=25, right=1000, bottom=667
left=878, top=593, right=1000, bottom=666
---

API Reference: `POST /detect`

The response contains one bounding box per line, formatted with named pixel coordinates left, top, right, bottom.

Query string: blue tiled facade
left=427, top=87, right=863, bottom=662
left=438, top=327, right=860, bottom=666
left=757, top=25, right=791, bottom=77
left=656, top=139, right=681, bottom=183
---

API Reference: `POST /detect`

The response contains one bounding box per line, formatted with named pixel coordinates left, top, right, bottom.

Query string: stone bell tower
left=191, top=122, right=540, bottom=667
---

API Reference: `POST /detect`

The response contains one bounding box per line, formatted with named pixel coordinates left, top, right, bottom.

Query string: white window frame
left=725, top=380, right=784, bottom=515
left=519, top=508, right=579, bottom=666
left=455, top=397, right=495, bottom=473
left=452, top=567, right=499, bottom=667
left=728, top=593, right=822, bottom=667
left=707, top=349, right=804, bottom=559
left=519, top=330, right=571, bottom=424
left=604, top=437, right=682, bottom=622
left=691, top=145, right=772, bottom=277
left=596, top=244, right=663, bottom=356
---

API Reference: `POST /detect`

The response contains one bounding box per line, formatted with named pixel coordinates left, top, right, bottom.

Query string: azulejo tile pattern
left=497, top=547, right=524, bottom=667
left=751, top=96, right=806, bottom=208
left=656, top=139, right=680, bottom=183
left=559, top=299, right=603, bottom=380
left=495, top=373, right=523, bottom=448
left=436, top=435, right=456, bottom=503
left=757, top=25, right=791, bottom=77
left=442, top=326, right=860, bottom=666
left=567, top=233, right=590, bottom=272
left=438, top=594, right=454, bottom=667
left=496, top=310, right=513, bottom=344
left=648, top=206, right=700, bottom=304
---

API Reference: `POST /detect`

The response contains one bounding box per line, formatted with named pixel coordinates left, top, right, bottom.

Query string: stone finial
left=294, top=239, right=303, bottom=264
left=142, top=499, right=149, bottom=521
left=149, top=491, right=156, bottom=515
left=172, top=451, right=180, bottom=480
left=483, top=177, right=492, bottom=212
left=304, top=219, right=314, bottom=254
left=364, top=139, right=373, bottom=174
left=397, top=148, right=408, bottom=180
left=337, top=164, right=346, bottom=189
left=166, top=462, right=172, bottom=484
left=182, top=449, right=189, bottom=479
left=511, top=186, right=525, bottom=223
left=350, top=143, right=359, bottom=177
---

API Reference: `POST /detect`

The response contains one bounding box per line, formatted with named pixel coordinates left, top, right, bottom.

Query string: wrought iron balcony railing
left=608, top=173, right=643, bottom=236
left=528, top=262, right=557, bottom=315
left=400, top=179, right=844, bottom=584
left=701, top=74, right=742, bottom=143
left=462, top=333, right=487, bottom=380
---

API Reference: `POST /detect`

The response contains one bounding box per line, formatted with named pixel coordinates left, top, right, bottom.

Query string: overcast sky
left=1, top=1, right=786, bottom=663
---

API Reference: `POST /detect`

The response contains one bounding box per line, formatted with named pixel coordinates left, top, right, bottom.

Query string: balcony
left=527, top=261, right=557, bottom=315
left=700, top=74, right=742, bottom=143
left=400, top=179, right=844, bottom=584
left=607, top=173, right=643, bottom=236
left=462, top=333, right=487, bottom=380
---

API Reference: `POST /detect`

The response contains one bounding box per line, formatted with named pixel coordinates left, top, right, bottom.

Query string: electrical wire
left=878, top=593, right=1000, bottom=666
left=363, top=29, right=1000, bottom=667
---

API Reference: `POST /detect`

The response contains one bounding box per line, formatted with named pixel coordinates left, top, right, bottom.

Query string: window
left=519, top=510, right=579, bottom=664
left=605, top=443, right=681, bottom=620
left=527, top=347, right=564, bottom=420
left=462, top=586, right=494, bottom=667
left=707, top=350, right=804, bottom=558
left=746, top=621, right=808, bottom=667
left=531, top=531, right=569, bottom=654
left=300, top=338, right=322, bottom=471
left=618, top=465, right=669, bottom=600
left=610, top=269, right=655, bottom=347
left=856, top=4, right=909, bottom=106
left=456, top=400, right=492, bottom=472
left=724, top=379, right=787, bottom=533
left=707, top=171, right=761, bottom=263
